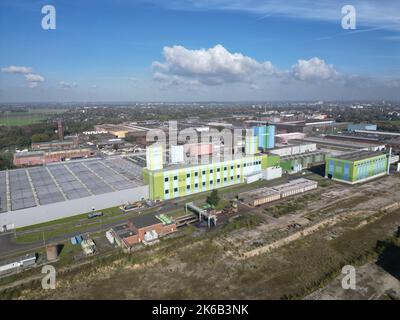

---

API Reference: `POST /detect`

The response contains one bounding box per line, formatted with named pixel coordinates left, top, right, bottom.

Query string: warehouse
left=325, top=150, right=389, bottom=184
left=110, top=214, right=176, bottom=250
left=269, top=143, right=317, bottom=157
left=0, top=253, right=36, bottom=274
left=279, top=151, right=326, bottom=173
left=0, top=157, right=148, bottom=228
left=271, top=178, right=318, bottom=198
left=239, top=187, right=280, bottom=206
left=238, top=178, right=317, bottom=207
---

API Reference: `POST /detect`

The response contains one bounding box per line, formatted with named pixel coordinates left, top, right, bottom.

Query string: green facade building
left=143, top=154, right=279, bottom=201
left=325, top=151, right=388, bottom=184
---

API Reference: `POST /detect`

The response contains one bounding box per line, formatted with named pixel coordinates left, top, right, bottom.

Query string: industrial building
left=239, top=178, right=318, bottom=206
left=269, top=143, right=317, bottom=157
left=280, top=151, right=326, bottom=173
left=271, top=120, right=349, bottom=134
left=94, top=123, right=149, bottom=138
left=0, top=157, right=148, bottom=228
left=0, top=253, right=37, bottom=274
left=143, top=150, right=280, bottom=201
left=253, top=125, right=275, bottom=149
left=108, top=214, right=176, bottom=250
left=325, top=150, right=389, bottom=184
left=13, top=148, right=95, bottom=167
left=347, top=123, right=377, bottom=132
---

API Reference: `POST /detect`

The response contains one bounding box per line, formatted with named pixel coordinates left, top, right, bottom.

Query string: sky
left=0, top=0, right=399, bottom=102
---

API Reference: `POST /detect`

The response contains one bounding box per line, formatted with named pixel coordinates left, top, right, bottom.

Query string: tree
left=31, top=133, right=49, bottom=143
left=206, top=189, right=220, bottom=207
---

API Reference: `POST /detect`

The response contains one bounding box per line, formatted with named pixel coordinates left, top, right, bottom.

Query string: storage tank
left=46, top=244, right=58, bottom=261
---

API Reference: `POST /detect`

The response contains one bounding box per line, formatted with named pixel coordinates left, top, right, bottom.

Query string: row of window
left=163, top=161, right=261, bottom=182
left=164, top=176, right=241, bottom=194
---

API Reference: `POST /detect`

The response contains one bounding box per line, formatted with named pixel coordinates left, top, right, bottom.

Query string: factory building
left=269, top=143, right=317, bottom=157
left=239, top=178, right=317, bottom=207
left=143, top=153, right=280, bottom=201
left=13, top=148, right=95, bottom=167
left=245, top=135, right=258, bottom=155
left=270, top=178, right=318, bottom=198
left=146, top=144, right=163, bottom=170
left=0, top=253, right=37, bottom=274
left=347, top=123, right=377, bottom=132
left=253, top=125, right=275, bottom=149
left=325, top=150, right=389, bottom=184
left=280, top=151, right=326, bottom=173
left=108, top=214, right=176, bottom=250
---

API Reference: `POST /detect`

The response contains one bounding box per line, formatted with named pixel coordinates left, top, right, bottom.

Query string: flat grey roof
left=331, top=150, right=386, bottom=162
left=1, top=157, right=145, bottom=212
left=129, top=214, right=161, bottom=229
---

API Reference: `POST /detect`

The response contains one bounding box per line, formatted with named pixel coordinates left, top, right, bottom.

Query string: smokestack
left=58, top=119, right=64, bottom=141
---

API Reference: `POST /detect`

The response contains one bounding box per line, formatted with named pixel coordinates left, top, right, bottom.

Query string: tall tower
left=146, top=144, right=163, bottom=170
left=57, top=119, right=64, bottom=141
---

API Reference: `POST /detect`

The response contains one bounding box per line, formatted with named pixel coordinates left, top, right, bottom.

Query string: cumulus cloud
left=152, top=44, right=275, bottom=86
left=1, top=65, right=33, bottom=74
left=1, top=65, right=44, bottom=88
left=25, top=73, right=44, bottom=88
left=59, top=81, right=78, bottom=89
left=292, top=57, right=340, bottom=82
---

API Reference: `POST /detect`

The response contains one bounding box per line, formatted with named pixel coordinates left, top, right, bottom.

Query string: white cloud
left=153, top=0, right=400, bottom=32
left=2, top=65, right=44, bottom=88
left=25, top=74, right=44, bottom=82
left=292, top=57, right=339, bottom=82
left=24, top=73, right=44, bottom=88
left=1, top=65, right=33, bottom=74
left=59, top=81, right=78, bottom=89
left=152, top=44, right=275, bottom=86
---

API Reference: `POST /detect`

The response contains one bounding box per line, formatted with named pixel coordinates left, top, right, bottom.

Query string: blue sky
left=0, top=0, right=399, bottom=102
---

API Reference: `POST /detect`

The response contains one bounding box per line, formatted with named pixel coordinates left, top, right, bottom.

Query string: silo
left=46, top=244, right=59, bottom=261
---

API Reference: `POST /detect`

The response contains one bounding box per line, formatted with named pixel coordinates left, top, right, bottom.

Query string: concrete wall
left=0, top=185, right=149, bottom=229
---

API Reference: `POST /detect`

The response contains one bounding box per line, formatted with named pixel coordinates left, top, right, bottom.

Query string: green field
left=0, top=109, right=65, bottom=126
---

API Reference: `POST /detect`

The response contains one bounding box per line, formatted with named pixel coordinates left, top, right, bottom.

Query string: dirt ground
left=305, top=262, right=400, bottom=300
left=3, top=174, right=400, bottom=300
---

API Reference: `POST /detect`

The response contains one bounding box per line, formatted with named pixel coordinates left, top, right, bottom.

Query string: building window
left=164, top=177, right=169, bottom=182
left=210, top=180, right=213, bottom=185
left=217, top=179, right=220, bottom=183
left=237, top=164, right=240, bottom=168
left=186, top=185, right=190, bottom=190
left=237, top=175, right=240, bottom=179
left=210, top=169, right=213, bottom=173
left=217, top=168, right=220, bottom=172
left=230, top=176, right=234, bottom=181
left=202, top=182, right=206, bottom=187
left=202, top=170, right=206, bottom=175
left=194, top=183, right=198, bottom=188
left=224, top=177, right=227, bottom=182
left=230, top=165, right=234, bottom=170
left=244, top=163, right=247, bottom=167
left=174, top=176, right=178, bottom=181
left=224, top=167, right=227, bottom=171
left=165, top=189, right=169, bottom=194
left=174, top=187, right=178, bottom=192
left=186, top=173, right=190, bottom=178
left=195, top=172, right=198, bottom=177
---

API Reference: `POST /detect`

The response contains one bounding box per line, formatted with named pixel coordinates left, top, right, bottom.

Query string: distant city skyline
left=0, top=0, right=399, bottom=102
